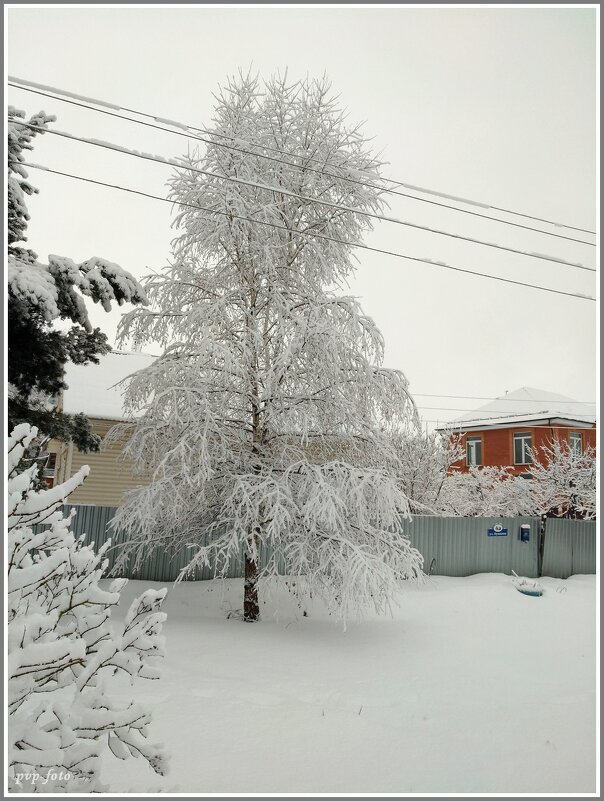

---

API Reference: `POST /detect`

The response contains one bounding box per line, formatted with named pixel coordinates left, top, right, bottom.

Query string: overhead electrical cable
left=414, top=405, right=596, bottom=413
left=8, top=76, right=597, bottom=241
left=421, top=417, right=593, bottom=424
left=8, top=117, right=597, bottom=275
left=14, top=160, right=596, bottom=303
left=412, top=392, right=596, bottom=405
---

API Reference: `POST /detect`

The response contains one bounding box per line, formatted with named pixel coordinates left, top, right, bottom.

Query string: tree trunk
left=244, top=543, right=260, bottom=622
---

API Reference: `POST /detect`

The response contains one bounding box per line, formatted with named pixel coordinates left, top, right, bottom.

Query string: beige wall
left=54, top=418, right=149, bottom=507
left=52, top=422, right=360, bottom=507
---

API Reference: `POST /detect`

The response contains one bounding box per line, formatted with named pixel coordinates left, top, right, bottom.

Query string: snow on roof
left=436, top=387, right=596, bottom=431
left=62, top=350, right=157, bottom=420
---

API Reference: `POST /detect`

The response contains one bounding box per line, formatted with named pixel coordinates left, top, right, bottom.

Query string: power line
left=415, top=405, right=596, bottom=413
left=416, top=406, right=515, bottom=412
left=10, top=76, right=596, bottom=236
left=413, top=393, right=596, bottom=405
left=422, top=419, right=595, bottom=427
left=8, top=117, right=597, bottom=275
left=16, top=159, right=596, bottom=303
left=8, top=76, right=597, bottom=240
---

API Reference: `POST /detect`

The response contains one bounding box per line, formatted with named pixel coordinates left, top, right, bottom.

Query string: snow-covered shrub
left=8, top=424, right=168, bottom=793
left=438, top=465, right=533, bottom=517
left=530, top=439, right=596, bottom=519
left=435, top=440, right=596, bottom=519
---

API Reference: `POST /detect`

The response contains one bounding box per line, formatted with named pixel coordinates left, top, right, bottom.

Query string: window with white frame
left=466, top=436, right=482, bottom=467
left=42, top=452, right=57, bottom=477
left=513, top=432, right=532, bottom=465
left=569, top=432, right=582, bottom=456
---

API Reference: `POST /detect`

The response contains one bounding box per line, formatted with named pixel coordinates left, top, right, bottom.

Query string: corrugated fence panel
left=542, top=518, right=596, bottom=579
left=34, top=506, right=592, bottom=581
left=402, top=516, right=541, bottom=578
left=571, top=521, right=597, bottom=575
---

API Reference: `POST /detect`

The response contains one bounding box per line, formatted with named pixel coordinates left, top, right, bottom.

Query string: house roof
left=62, top=350, right=157, bottom=420
left=435, top=387, right=596, bottom=432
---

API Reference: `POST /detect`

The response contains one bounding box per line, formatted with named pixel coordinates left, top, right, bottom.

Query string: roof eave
left=436, top=416, right=596, bottom=433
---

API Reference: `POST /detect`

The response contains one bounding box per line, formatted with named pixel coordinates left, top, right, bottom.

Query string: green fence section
left=402, top=515, right=542, bottom=578
left=57, top=505, right=231, bottom=582
left=38, top=505, right=595, bottom=581
left=541, top=518, right=597, bottom=579
left=55, top=505, right=289, bottom=582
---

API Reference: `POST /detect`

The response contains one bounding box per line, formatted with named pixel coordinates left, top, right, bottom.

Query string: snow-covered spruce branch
left=8, top=108, right=147, bottom=332
left=8, top=253, right=148, bottom=333
left=8, top=106, right=150, bottom=454
left=8, top=424, right=168, bottom=792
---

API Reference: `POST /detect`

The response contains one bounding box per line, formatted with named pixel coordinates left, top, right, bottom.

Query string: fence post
left=538, top=514, right=547, bottom=577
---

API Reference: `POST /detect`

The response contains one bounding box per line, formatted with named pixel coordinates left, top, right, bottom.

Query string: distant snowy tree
left=111, top=73, right=423, bottom=623
left=393, top=429, right=463, bottom=514
left=7, top=107, right=148, bottom=452
left=435, top=439, right=596, bottom=519
left=438, top=465, right=532, bottom=517
left=8, top=424, right=168, bottom=792
left=529, top=439, right=596, bottom=519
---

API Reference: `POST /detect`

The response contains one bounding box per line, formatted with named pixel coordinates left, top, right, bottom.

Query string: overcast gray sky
left=7, top=6, right=597, bottom=427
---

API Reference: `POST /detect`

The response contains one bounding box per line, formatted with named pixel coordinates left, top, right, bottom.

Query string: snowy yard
left=102, top=573, right=596, bottom=794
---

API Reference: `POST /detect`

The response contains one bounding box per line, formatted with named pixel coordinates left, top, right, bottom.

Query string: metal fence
left=56, top=505, right=233, bottom=582
left=38, top=505, right=595, bottom=581
left=541, top=517, right=597, bottom=579
left=402, top=515, right=542, bottom=578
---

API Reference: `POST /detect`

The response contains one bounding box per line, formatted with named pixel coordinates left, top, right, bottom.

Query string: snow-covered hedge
left=7, top=424, right=168, bottom=792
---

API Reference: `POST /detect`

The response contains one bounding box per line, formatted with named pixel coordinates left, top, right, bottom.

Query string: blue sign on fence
left=488, top=525, right=508, bottom=537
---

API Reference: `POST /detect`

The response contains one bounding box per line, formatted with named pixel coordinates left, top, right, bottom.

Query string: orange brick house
left=437, top=387, right=596, bottom=475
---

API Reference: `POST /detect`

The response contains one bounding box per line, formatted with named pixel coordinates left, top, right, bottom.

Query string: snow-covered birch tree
left=8, top=424, right=168, bottom=792
left=112, top=73, right=423, bottom=623
left=392, top=429, right=464, bottom=514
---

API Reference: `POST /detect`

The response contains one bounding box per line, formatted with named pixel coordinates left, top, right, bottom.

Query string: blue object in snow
left=511, top=570, right=544, bottom=597
left=515, top=586, right=543, bottom=597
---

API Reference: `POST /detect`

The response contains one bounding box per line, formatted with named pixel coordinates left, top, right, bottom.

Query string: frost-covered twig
left=8, top=424, right=168, bottom=792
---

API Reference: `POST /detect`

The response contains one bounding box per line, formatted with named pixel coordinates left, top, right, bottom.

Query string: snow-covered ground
left=102, top=574, right=596, bottom=794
